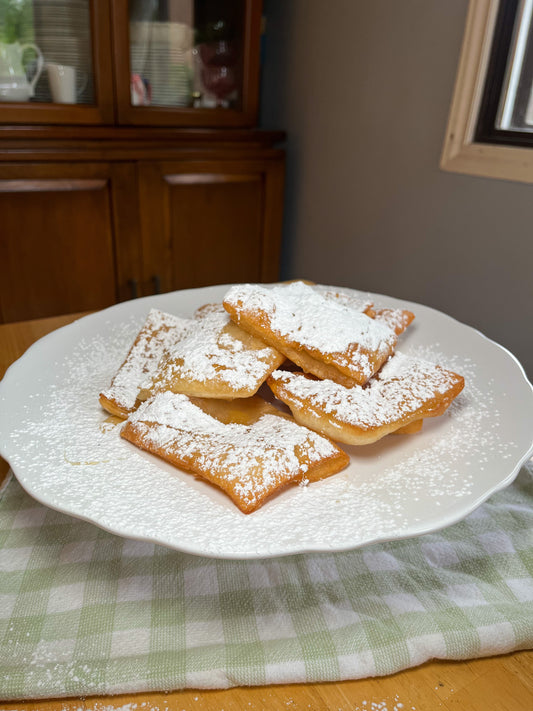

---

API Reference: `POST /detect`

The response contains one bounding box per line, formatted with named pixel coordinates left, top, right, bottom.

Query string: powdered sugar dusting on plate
left=2, top=284, right=531, bottom=559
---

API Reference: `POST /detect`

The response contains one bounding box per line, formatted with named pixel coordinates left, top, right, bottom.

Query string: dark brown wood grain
left=165, top=169, right=263, bottom=289
left=137, top=158, right=284, bottom=296
left=0, top=163, right=118, bottom=322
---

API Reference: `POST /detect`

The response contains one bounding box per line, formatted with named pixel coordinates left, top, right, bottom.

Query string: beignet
left=268, top=352, right=465, bottom=445
left=223, top=281, right=398, bottom=387
left=139, top=303, right=285, bottom=401
left=121, top=391, right=349, bottom=514
left=99, top=309, right=191, bottom=418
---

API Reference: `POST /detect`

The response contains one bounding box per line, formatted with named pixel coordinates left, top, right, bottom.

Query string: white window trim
left=440, top=0, right=533, bottom=183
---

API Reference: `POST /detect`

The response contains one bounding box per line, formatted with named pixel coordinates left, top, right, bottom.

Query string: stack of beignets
left=100, top=280, right=464, bottom=513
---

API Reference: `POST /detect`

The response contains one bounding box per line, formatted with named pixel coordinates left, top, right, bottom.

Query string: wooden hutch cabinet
left=0, top=0, right=284, bottom=322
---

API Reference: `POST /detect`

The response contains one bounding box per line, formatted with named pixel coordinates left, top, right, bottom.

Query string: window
left=441, top=0, right=533, bottom=182
left=476, top=0, right=533, bottom=144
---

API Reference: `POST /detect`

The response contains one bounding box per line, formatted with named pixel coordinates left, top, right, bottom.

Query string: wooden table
left=0, top=313, right=531, bottom=711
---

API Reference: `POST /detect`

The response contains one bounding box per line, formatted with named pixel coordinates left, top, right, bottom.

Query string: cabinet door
left=111, top=0, right=262, bottom=127
left=0, top=163, right=141, bottom=323
left=138, top=158, right=284, bottom=296
left=0, top=0, right=114, bottom=125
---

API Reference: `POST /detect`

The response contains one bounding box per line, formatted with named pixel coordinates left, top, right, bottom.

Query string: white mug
left=46, top=63, right=84, bottom=104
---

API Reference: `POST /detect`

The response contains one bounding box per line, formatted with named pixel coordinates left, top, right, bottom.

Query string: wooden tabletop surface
left=0, top=313, right=531, bottom=711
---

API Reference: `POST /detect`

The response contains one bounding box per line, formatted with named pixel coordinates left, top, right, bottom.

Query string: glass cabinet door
left=112, top=0, right=262, bottom=127
left=0, top=0, right=114, bottom=124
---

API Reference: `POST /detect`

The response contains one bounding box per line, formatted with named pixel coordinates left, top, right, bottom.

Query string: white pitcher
left=0, top=42, right=44, bottom=102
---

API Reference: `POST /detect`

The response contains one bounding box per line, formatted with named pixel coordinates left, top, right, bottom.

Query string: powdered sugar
left=224, top=282, right=397, bottom=377
left=146, top=305, right=282, bottom=396
left=316, top=285, right=374, bottom=312
left=130, top=391, right=337, bottom=469
left=373, top=308, right=414, bottom=334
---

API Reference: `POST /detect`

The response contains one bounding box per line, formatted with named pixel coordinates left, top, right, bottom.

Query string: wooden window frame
left=440, top=0, right=533, bottom=183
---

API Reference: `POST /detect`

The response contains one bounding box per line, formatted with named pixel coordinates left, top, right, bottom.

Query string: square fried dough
left=268, top=352, right=465, bottom=445
left=99, top=309, right=191, bottom=418
left=121, top=392, right=349, bottom=514
left=223, top=281, right=399, bottom=387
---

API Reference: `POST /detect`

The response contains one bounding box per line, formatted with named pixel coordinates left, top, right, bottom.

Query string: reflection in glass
left=128, top=0, right=244, bottom=109
left=496, top=0, right=533, bottom=132
left=0, top=0, right=94, bottom=105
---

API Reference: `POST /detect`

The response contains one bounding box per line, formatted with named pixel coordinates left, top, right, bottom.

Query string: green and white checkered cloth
left=1, top=461, right=532, bottom=701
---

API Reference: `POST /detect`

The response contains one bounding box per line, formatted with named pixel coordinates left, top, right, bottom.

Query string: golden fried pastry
left=121, top=391, right=349, bottom=514
left=99, top=309, right=191, bottom=418
left=139, top=303, right=285, bottom=401
left=394, top=419, right=423, bottom=434
left=189, top=392, right=285, bottom=425
left=267, top=352, right=465, bottom=445
left=223, top=281, right=398, bottom=387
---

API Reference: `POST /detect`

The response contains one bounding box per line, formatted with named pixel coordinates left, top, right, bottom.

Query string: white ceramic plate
left=1, top=284, right=532, bottom=559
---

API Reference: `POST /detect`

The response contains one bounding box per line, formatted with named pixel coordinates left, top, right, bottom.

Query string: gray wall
left=260, top=0, right=533, bottom=378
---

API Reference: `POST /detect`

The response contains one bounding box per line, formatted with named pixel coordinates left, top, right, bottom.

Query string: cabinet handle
left=128, top=279, right=138, bottom=299
left=152, top=274, right=161, bottom=295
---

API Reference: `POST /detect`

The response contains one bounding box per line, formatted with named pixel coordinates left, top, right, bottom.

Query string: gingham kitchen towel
left=0, top=461, right=532, bottom=701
